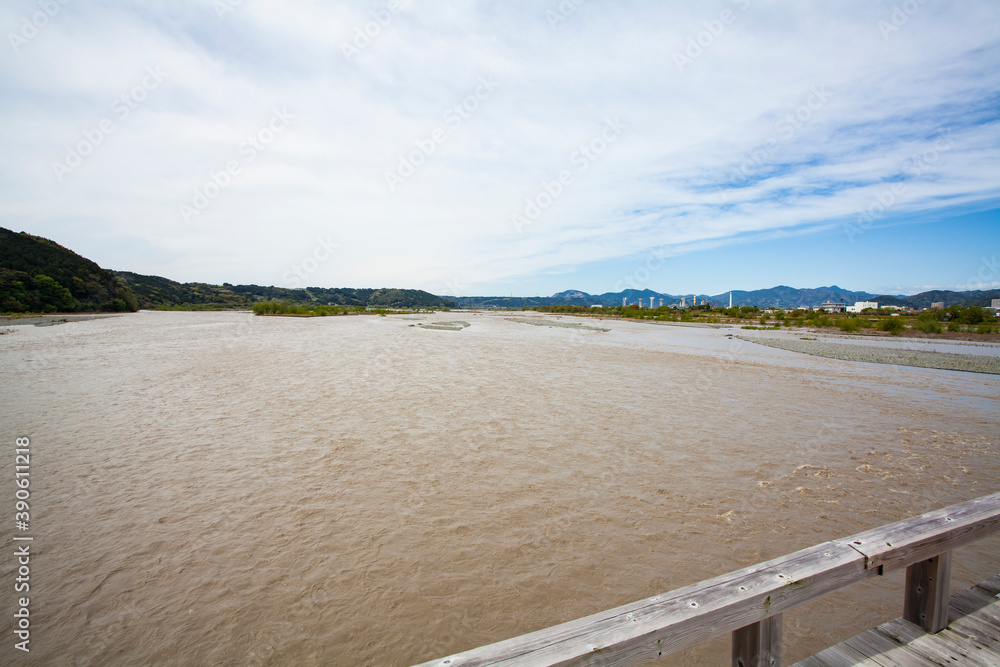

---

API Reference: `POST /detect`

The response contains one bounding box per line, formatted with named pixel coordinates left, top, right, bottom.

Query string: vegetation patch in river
left=419, top=321, right=470, bottom=331
left=507, top=317, right=609, bottom=332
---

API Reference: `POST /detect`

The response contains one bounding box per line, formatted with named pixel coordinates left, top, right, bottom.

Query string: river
left=1, top=310, right=997, bottom=665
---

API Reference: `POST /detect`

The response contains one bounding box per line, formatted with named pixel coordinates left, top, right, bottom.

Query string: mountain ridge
left=450, top=285, right=1000, bottom=310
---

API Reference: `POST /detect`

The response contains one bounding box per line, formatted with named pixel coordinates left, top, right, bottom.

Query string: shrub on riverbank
left=252, top=301, right=408, bottom=317
left=878, top=318, right=905, bottom=334
left=916, top=319, right=943, bottom=334
left=838, top=318, right=860, bottom=333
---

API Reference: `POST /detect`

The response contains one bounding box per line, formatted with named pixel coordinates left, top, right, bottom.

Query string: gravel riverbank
left=0, top=313, right=122, bottom=327
left=738, top=335, right=1000, bottom=375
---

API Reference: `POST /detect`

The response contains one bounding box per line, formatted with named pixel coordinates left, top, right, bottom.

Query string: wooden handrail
left=411, top=491, right=1000, bottom=667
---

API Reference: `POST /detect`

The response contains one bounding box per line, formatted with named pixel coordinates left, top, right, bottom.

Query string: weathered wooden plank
left=792, top=642, right=877, bottom=667
left=904, top=553, right=952, bottom=633
left=844, top=626, right=937, bottom=667
left=974, top=573, right=1000, bottom=597
left=947, top=611, right=1000, bottom=654
left=877, top=617, right=998, bottom=667
left=948, top=590, right=1000, bottom=651
left=412, top=542, right=869, bottom=667
left=842, top=492, right=1000, bottom=573
left=732, top=613, right=782, bottom=667
left=950, top=586, right=1000, bottom=624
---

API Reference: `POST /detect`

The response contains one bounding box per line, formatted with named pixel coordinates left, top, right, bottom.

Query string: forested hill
left=0, top=228, right=455, bottom=312
left=115, top=272, right=455, bottom=310
left=0, top=228, right=137, bottom=312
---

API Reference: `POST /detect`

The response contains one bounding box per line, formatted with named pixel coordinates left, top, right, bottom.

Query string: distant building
left=847, top=301, right=878, bottom=313
left=931, top=301, right=945, bottom=310
left=591, top=304, right=603, bottom=308
left=990, top=299, right=1000, bottom=314
left=680, top=297, right=686, bottom=308
left=821, top=301, right=848, bottom=313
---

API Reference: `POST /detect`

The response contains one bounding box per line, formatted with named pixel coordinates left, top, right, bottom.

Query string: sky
left=1, top=0, right=998, bottom=298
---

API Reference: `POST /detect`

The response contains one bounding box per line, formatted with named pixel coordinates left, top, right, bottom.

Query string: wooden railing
left=411, top=492, right=1000, bottom=667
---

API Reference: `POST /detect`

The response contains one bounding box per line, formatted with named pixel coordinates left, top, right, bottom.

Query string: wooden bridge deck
left=794, top=574, right=1000, bottom=666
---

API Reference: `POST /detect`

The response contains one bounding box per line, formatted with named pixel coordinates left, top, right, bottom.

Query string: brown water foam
left=0, top=311, right=997, bottom=665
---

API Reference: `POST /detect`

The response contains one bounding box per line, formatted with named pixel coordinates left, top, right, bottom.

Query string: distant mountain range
left=449, top=285, right=1000, bottom=310
left=2, top=226, right=996, bottom=314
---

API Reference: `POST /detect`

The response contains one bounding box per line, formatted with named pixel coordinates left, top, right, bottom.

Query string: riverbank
left=738, top=334, right=1000, bottom=374
left=0, top=313, right=123, bottom=327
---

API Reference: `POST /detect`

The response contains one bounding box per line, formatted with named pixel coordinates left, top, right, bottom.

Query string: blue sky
left=513, top=205, right=1000, bottom=298
left=1, top=0, right=998, bottom=297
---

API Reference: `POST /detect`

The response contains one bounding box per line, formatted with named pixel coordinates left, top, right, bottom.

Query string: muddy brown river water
left=1, top=311, right=998, bottom=665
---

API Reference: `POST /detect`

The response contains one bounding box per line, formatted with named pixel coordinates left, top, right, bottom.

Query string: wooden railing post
left=904, top=551, right=952, bottom=633
left=732, top=614, right=782, bottom=667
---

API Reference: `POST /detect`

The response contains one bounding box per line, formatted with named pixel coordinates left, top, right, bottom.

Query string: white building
left=847, top=301, right=878, bottom=313
left=820, top=301, right=847, bottom=313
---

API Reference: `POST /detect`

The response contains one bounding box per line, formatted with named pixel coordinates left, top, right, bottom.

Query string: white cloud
left=0, top=0, right=998, bottom=293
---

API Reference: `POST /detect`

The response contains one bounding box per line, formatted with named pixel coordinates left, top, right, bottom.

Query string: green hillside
left=0, top=228, right=137, bottom=312
left=0, top=228, right=455, bottom=313
left=114, top=272, right=256, bottom=310
left=116, top=272, right=456, bottom=310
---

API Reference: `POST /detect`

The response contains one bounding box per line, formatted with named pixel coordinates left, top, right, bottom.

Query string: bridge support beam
left=732, top=613, right=782, bottom=667
left=904, top=551, right=952, bottom=633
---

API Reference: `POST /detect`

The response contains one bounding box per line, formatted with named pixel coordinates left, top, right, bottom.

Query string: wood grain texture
left=732, top=614, right=782, bottom=667
left=973, top=573, right=1000, bottom=597
left=876, top=617, right=998, bottom=666
left=840, top=492, right=1000, bottom=573
left=904, top=553, right=952, bottom=633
